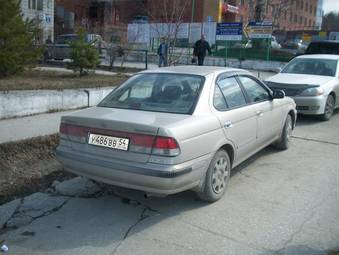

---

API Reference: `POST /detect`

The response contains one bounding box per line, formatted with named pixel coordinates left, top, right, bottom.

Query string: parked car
left=265, top=54, right=339, bottom=121
left=131, top=15, right=149, bottom=24
left=45, top=33, right=105, bottom=60
left=56, top=66, right=296, bottom=202
left=245, top=36, right=282, bottom=49
left=305, top=40, right=339, bottom=55
left=281, top=39, right=308, bottom=54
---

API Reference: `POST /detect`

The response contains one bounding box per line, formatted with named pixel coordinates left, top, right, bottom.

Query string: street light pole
left=191, top=0, right=195, bottom=24
left=188, top=0, right=196, bottom=57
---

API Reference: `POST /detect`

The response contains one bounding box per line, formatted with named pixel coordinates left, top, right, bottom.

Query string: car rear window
left=281, top=58, right=338, bottom=77
left=306, top=42, right=339, bottom=55
left=98, top=73, right=205, bottom=114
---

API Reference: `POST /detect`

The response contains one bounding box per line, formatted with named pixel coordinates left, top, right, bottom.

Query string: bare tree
left=266, top=0, right=290, bottom=30
left=322, top=11, right=339, bottom=31
left=143, top=0, right=190, bottom=65
left=255, top=0, right=267, bottom=21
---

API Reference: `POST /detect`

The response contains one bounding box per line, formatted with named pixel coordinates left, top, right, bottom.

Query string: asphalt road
left=1, top=111, right=339, bottom=255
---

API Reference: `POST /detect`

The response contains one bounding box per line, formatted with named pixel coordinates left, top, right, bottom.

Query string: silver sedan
left=56, top=66, right=297, bottom=202
left=265, top=54, right=339, bottom=121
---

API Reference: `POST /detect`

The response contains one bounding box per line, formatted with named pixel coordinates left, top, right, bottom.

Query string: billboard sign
left=246, top=21, right=273, bottom=39
left=216, top=22, right=243, bottom=41
left=222, top=4, right=239, bottom=14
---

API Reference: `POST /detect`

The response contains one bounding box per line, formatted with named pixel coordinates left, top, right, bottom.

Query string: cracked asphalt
left=1, top=112, right=339, bottom=255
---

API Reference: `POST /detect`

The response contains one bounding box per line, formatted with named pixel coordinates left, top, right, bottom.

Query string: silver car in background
left=265, top=54, right=339, bottom=120
left=56, top=66, right=296, bottom=202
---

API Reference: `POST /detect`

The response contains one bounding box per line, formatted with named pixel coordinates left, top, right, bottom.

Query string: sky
left=323, top=0, right=339, bottom=14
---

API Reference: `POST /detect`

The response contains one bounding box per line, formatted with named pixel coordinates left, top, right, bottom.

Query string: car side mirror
left=272, top=89, right=285, bottom=99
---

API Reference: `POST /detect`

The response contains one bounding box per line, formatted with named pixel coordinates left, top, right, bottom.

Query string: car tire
left=319, top=94, right=335, bottom=121
left=197, top=150, right=231, bottom=203
left=274, top=114, right=293, bottom=150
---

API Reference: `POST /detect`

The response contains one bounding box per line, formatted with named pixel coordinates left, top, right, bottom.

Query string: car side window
left=213, top=86, right=228, bottom=111
left=238, top=76, right=270, bottom=103
left=217, top=77, right=247, bottom=109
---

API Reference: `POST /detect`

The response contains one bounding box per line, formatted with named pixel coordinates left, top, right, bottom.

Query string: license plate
left=88, top=133, right=129, bottom=151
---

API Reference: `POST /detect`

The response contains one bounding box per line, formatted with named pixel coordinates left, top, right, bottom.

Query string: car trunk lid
left=60, top=107, right=187, bottom=163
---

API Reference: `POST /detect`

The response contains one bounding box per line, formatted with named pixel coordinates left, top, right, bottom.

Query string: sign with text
left=222, top=4, right=239, bottom=14
left=216, top=22, right=243, bottom=41
left=246, top=21, right=273, bottom=39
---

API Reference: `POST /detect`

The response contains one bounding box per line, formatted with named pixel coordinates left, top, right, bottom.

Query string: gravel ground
left=0, top=135, right=72, bottom=205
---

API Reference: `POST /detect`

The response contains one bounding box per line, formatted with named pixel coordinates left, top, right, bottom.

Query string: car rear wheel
left=197, top=150, right=231, bottom=203
left=274, top=114, right=293, bottom=150
left=319, top=95, right=335, bottom=121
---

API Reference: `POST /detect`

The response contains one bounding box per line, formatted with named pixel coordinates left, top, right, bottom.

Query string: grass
left=0, top=70, right=129, bottom=91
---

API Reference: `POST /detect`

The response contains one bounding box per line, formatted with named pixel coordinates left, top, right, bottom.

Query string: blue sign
left=216, top=22, right=243, bottom=41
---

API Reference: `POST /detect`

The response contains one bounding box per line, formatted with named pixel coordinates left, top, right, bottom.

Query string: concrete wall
left=0, top=87, right=113, bottom=119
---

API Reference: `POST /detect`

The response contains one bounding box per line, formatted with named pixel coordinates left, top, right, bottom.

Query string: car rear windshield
left=281, top=58, right=338, bottom=77
left=306, top=42, right=339, bottom=55
left=98, top=73, right=205, bottom=114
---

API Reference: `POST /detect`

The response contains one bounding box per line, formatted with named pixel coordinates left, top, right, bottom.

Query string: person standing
left=193, top=34, right=211, bottom=66
left=157, top=38, right=168, bottom=67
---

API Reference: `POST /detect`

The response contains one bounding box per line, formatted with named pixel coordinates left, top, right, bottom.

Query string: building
left=221, top=0, right=320, bottom=31
left=20, top=0, right=54, bottom=43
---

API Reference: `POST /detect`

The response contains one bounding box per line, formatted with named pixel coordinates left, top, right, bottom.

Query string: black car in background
left=305, top=40, right=339, bottom=55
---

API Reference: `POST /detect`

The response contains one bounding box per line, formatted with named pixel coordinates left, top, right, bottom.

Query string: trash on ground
left=0, top=243, right=9, bottom=253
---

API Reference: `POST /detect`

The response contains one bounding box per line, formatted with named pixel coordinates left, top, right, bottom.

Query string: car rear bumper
left=56, top=146, right=211, bottom=195
left=292, top=95, right=326, bottom=115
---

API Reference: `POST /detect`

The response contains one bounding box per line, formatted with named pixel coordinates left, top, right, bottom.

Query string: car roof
left=58, top=34, right=77, bottom=37
left=297, top=54, right=339, bottom=60
left=140, top=66, right=250, bottom=76
left=309, top=40, right=339, bottom=44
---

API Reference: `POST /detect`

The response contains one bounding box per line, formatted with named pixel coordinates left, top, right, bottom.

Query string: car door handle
left=256, top=111, right=264, bottom=117
left=224, top=121, right=233, bottom=129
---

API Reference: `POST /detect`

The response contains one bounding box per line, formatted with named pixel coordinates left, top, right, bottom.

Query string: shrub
left=0, top=0, right=42, bottom=78
left=67, top=28, right=100, bottom=76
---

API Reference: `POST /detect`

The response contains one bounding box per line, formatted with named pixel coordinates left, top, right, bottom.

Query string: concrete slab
left=0, top=199, right=21, bottom=229
left=53, top=177, right=101, bottom=197
left=6, top=193, right=68, bottom=229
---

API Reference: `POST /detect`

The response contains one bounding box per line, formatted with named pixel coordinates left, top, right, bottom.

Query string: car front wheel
left=274, top=114, right=293, bottom=150
left=197, top=150, right=231, bottom=203
left=319, top=94, right=335, bottom=121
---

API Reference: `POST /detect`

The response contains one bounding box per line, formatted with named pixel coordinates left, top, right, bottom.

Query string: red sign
left=222, top=4, right=239, bottom=14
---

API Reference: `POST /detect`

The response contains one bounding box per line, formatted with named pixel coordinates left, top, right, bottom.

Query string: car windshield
left=98, top=73, right=205, bottom=114
left=281, top=58, right=338, bottom=77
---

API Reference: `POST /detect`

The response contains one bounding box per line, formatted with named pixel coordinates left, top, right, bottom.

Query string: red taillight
left=59, top=123, right=86, bottom=136
left=59, top=123, right=67, bottom=134
left=59, top=123, right=180, bottom=156
left=153, top=137, right=179, bottom=149
left=129, top=134, right=154, bottom=147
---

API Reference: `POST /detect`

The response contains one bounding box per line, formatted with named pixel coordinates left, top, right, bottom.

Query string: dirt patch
left=0, top=135, right=73, bottom=205
left=0, top=70, right=128, bottom=91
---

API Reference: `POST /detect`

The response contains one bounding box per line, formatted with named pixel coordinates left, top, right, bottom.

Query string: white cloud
left=323, top=0, right=339, bottom=14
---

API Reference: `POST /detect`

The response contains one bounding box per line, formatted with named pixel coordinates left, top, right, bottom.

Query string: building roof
left=141, top=65, right=250, bottom=76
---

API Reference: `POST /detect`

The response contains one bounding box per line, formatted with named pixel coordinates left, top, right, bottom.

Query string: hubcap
left=211, top=157, right=228, bottom=194
left=325, top=96, right=334, bottom=117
